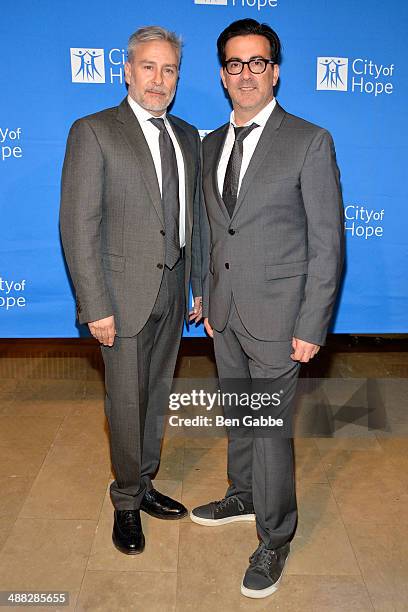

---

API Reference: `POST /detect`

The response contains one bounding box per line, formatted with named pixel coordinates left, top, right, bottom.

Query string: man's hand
left=204, top=317, right=214, bottom=338
left=88, top=315, right=116, bottom=346
left=189, top=297, right=203, bottom=323
left=291, top=337, right=320, bottom=363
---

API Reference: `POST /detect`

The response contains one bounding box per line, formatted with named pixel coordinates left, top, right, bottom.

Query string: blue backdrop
left=1, top=0, right=407, bottom=337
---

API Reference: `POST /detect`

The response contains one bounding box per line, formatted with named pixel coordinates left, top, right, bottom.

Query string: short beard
left=129, top=87, right=176, bottom=114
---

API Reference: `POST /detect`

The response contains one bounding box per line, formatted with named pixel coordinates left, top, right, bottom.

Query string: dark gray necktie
left=149, top=117, right=180, bottom=269
left=222, top=123, right=259, bottom=218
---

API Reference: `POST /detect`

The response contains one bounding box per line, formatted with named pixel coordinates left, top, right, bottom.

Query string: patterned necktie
left=149, top=117, right=180, bottom=269
left=222, top=123, right=259, bottom=218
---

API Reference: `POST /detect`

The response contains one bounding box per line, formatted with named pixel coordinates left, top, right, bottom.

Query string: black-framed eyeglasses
left=224, top=58, right=275, bottom=75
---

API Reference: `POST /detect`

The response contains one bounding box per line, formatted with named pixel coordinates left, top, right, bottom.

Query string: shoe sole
left=189, top=511, right=256, bottom=526
left=112, top=534, right=145, bottom=555
left=240, top=551, right=290, bottom=599
left=240, top=576, right=281, bottom=599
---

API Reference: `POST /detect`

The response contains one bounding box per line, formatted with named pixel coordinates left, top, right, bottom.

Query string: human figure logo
left=70, top=49, right=106, bottom=83
left=316, top=57, right=348, bottom=91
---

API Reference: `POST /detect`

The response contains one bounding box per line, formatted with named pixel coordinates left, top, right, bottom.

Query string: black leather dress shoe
left=140, top=488, right=188, bottom=520
left=112, top=509, right=145, bottom=555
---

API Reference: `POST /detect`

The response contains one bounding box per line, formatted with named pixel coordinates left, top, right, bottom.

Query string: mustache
left=237, top=80, right=258, bottom=88
left=145, top=87, right=167, bottom=95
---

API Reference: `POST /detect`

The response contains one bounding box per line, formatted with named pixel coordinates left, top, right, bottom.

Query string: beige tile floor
left=0, top=339, right=407, bottom=611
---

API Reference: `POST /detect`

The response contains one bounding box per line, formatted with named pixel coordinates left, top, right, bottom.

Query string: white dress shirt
left=217, top=97, right=277, bottom=197
left=127, top=95, right=186, bottom=248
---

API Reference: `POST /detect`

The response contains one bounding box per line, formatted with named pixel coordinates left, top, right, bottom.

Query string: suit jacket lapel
left=116, top=98, right=164, bottom=227
left=210, top=124, right=230, bottom=222
left=231, top=102, right=286, bottom=222
left=167, top=116, right=195, bottom=237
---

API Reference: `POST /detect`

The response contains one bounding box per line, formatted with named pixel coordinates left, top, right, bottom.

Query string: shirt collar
left=127, top=94, right=166, bottom=123
left=230, top=97, right=276, bottom=129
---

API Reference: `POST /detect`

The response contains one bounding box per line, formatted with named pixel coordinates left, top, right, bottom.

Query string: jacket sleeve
left=293, top=129, right=345, bottom=346
left=59, top=119, right=113, bottom=324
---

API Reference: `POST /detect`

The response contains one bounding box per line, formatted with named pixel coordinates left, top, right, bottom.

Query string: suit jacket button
left=160, top=229, right=166, bottom=236
left=157, top=263, right=163, bottom=269
left=225, top=263, right=230, bottom=269
left=228, top=229, right=235, bottom=235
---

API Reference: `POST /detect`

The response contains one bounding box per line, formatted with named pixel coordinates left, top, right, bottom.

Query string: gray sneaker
left=241, top=541, right=290, bottom=599
left=190, top=495, right=255, bottom=526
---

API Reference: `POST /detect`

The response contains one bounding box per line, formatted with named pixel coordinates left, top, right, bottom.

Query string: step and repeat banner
left=1, top=0, right=407, bottom=337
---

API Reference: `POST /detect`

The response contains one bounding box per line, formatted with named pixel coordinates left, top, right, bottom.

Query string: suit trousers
left=213, top=297, right=300, bottom=549
left=101, top=258, right=185, bottom=510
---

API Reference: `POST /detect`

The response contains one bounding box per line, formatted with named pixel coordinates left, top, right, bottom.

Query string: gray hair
left=127, top=26, right=182, bottom=64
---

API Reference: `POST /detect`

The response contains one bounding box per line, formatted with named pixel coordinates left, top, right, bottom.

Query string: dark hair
left=217, top=18, right=281, bottom=65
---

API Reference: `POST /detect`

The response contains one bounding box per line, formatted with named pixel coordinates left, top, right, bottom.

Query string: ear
left=273, top=64, right=280, bottom=87
left=124, top=61, right=131, bottom=85
left=220, top=66, right=227, bottom=90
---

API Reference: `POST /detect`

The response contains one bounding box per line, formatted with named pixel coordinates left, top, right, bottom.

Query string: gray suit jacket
left=60, top=97, right=202, bottom=337
left=201, top=102, right=345, bottom=346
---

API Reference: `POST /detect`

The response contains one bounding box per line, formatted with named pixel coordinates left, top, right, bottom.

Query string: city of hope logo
left=316, top=56, right=395, bottom=96
left=316, top=57, right=348, bottom=91
left=70, top=48, right=106, bottom=83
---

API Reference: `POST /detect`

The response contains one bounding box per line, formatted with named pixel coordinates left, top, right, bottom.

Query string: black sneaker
left=241, top=541, right=290, bottom=599
left=190, top=495, right=255, bottom=526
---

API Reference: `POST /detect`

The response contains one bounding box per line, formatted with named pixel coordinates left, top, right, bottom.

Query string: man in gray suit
left=190, top=19, right=344, bottom=598
left=60, top=26, right=202, bottom=555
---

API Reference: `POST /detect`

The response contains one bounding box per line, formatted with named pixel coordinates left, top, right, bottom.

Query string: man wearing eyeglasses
left=191, top=19, right=344, bottom=599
